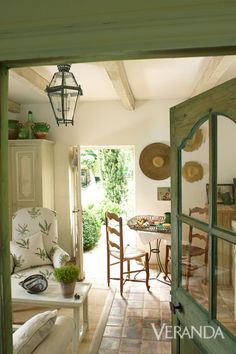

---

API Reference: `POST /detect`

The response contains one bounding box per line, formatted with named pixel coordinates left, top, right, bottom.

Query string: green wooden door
left=171, top=78, right=236, bottom=354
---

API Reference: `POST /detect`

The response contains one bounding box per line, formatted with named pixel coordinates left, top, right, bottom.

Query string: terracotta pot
left=60, top=282, right=76, bottom=298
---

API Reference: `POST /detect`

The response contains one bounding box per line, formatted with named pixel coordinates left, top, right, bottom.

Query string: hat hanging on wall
left=183, top=128, right=203, bottom=152
left=182, top=161, right=203, bottom=183
left=139, top=143, right=170, bottom=180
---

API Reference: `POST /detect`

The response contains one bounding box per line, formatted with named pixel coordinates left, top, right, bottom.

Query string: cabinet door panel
left=16, top=150, right=36, bottom=201
left=10, top=146, right=40, bottom=212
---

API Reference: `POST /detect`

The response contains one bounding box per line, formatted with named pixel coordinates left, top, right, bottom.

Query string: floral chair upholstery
left=10, top=207, right=70, bottom=280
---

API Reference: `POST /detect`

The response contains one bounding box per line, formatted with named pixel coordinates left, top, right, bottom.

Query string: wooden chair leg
left=185, top=254, right=191, bottom=290
left=164, top=245, right=170, bottom=280
left=145, top=253, right=150, bottom=291
left=120, top=261, right=124, bottom=296
left=127, top=260, right=130, bottom=279
left=107, top=253, right=110, bottom=287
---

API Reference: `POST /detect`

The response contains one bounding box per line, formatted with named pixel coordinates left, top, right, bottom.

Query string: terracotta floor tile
left=124, top=316, right=143, bottom=328
left=126, top=308, right=143, bottom=317
left=103, top=325, right=123, bottom=338
left=143, top=309, right=161, bottom=318
left=127, top=293, right=144, bottom=301
left=110, top=306, right=126, bottom=316
left=143, top=318, right=161, bottom=329
left=122, top=326, right=142, bottom=339
left=144, top=300, right=160, bottom=309
left=119, top=338, right=142, bottom=352
left=142, top=327, right=158, bottom=340
left=141, top=340, right=160, bottom=354
left=127, top=301, right=143, bottom=309
left=99, top=337, right=121, bottom=351
left=113, top=298, right=128, bottom=308
left=128, top=287, right=145, bottom=294
left=107, top=316, right=124, bottom=327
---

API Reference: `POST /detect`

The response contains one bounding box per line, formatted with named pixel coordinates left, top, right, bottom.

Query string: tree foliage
left=98, top=149, right=128, bottom=204
left=81, top=149, right=98, bottom=171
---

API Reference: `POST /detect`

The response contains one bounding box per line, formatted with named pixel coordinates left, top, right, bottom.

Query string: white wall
left=20, top=99, right=181, bottom=253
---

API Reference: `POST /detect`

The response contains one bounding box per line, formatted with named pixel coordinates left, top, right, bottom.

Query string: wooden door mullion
left=208, top=113, right=218, bottom=320
left=0, top=64, right=12, bottom=354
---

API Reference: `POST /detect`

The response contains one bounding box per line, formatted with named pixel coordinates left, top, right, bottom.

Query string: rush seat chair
left=106, top=211, right=150, bottom=296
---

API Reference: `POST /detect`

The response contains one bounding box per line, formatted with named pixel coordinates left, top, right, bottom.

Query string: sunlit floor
left=84, top=230, right=172, bottom=353
left=84, top=232, right=236, bottom=351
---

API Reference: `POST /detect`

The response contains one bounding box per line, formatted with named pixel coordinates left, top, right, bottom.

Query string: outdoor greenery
left=81, top=148, right=133, bottom=251
left=82, top=208, right=101, bottom=251
left=54, top=264, right=80, bottom=283
left=81, top=149, right=98, bottom=172
left=95, top=200, right=125, bottom=224
left=99, top=149, right=128, bottom=204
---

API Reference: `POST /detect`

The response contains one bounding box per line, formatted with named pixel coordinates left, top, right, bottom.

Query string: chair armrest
left=51, top=246, right=70, bottom=268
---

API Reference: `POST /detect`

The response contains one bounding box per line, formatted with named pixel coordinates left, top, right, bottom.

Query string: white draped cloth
left=138, top=230, right=171, bottom=245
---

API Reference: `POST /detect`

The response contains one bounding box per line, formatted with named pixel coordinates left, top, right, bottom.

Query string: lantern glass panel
left=51, top=72, right=63, bottom=87
left=64, top=72, right=78, bottom=87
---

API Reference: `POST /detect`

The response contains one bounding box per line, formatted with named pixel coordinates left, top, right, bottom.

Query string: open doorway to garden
left=81, top=146, right=135, bottom=285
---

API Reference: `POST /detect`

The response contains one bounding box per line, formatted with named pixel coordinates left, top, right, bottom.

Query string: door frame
left=170, top=78, right=236, bottom=354
left=2, top=5, right=236, bottom=353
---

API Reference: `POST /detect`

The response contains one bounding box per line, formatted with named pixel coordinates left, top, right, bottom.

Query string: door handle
left=72, top=209, right=80, bottom=213
left=170, top=302, right=182, bottom=314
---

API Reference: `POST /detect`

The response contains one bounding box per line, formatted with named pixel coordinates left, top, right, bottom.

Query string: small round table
left=127, top=215, right=171, bottom=285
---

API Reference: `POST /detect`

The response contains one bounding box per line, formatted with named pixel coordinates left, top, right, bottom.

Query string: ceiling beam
left=8, top=99, right=20, bottom=113
left=12, top=67, right=49, bottom=92
left=103, top=61, right=135, bottom=110
left=191, top=56, right=236, bottom=97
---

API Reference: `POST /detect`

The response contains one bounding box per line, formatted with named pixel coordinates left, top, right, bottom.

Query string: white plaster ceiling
left=8, top=56, right=236, bottom=104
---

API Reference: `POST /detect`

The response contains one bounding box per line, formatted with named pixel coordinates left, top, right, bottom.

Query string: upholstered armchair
left=10, top=207, right=70, bottom=280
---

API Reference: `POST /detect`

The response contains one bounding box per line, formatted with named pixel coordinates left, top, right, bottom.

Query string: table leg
left=72, top=308, right=80, bottom=354
left=149, top=239, right=171, bottom=285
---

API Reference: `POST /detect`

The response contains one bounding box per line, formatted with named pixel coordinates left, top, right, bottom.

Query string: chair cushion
left=12, top=207, right=59, bottom=255
left=11, top=232, right=52, bottom=272
left=13, top=310, right=57, bottom=354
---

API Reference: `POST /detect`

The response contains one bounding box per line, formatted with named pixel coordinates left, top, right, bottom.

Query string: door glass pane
left=181, top=222, right=208, bottom=310
left=217, top=115, right=236, bottom=231
left=181, top=120, right=209, bottom=222
left=216, top=238, right=236, bottom=336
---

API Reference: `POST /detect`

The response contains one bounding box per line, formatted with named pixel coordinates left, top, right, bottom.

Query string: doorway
left=80, top=145, right=135, bottom=285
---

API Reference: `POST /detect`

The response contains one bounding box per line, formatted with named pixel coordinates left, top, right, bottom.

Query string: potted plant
left=54, top=264, right=80, bottom=298
left=32, top=122, right=50, bottom=139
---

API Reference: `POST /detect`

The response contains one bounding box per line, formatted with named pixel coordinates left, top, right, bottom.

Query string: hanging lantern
left=46, top=64, right=83, bottom=126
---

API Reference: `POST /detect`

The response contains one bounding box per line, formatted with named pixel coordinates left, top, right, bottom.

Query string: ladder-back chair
left=106, top=211, right=150, bottom=296
left=164, top=206, right=208, bottom=286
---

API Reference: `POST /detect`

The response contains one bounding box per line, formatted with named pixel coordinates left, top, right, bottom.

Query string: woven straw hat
left=183, top=129, right=203, bottom=152
left=139, top=143, right=170, bottom=180
left=182, top=161, right=203, bottom=183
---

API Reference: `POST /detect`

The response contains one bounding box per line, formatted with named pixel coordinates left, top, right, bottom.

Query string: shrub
left=54, top=264, right=80, bottom=283
left=96, top=199, right=126, bottom=224
left=82, top=208, right=101, bottom=251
